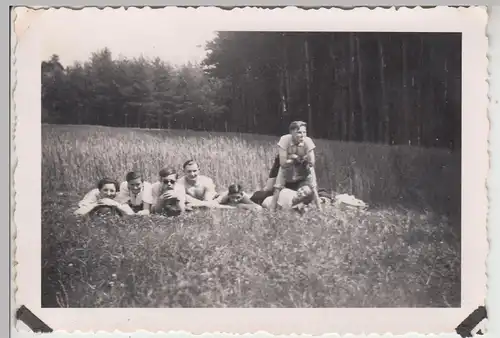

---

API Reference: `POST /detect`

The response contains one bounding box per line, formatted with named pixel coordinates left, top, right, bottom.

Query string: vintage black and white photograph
left=40, top=10, right=462, bottom=308
left=13, top=5, right=489, bottom=334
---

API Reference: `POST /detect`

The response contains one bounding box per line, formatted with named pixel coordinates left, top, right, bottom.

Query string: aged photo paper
left=12, top=5, right=489, bottom=335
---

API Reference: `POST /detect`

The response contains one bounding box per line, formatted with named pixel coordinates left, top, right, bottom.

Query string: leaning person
left=250, top=154, right=306, bottom=206
left=116, top=171, right=154, bottom=215
left=216, top=183, right=262, bottom=210
left=74, top=177, right=134, bottom=216
left=269, top=121, right=322, bottom=212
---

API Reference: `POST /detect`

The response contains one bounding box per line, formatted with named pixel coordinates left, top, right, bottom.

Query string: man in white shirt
left=176, top=160, right=218, bottom=208
left=116, top=171, right=154, bottom=215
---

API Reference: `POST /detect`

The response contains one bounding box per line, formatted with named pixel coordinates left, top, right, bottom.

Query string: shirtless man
left=177, top=160, right=218, bottom=208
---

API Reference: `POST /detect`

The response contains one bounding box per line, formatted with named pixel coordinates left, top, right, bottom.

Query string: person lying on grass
left=269, top=121, right=322, bottom=212
left=289, top=184, right=315, bottom=214
left=74, top=178, right=135, bottom=216
left=151, top=167, right=187, bottom=216
left=116, top=171, right=154, bottom=216
left=176, top=160, right=220, bottom=209
left=262, top=184, right=314, bottom=213
left=215, top=184, right=263, bottom=210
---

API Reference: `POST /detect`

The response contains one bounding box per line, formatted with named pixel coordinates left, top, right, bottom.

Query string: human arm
left=203, top=178, right=218, bottom=201
left=114, top=203, right=136, bottom=216
left=78, top=189, right=100, bottom=208
left=215, top=192, right=229, bottom=205
left=97, top=198, right=121, bottom=207
left=74, top=189, right=100, bottom=215
left=277, top=135, right=294, bottom=167
left=299, top=138, right=317, bottom=166
left=237, top=203, right=262, bottom=210
left=241, top=193, right=261, bottom=207
left=311, top=188, right=323, bottom=211
left=137, top=203, right=151, bottom=215
left=137, top=183, right=153, bottom=215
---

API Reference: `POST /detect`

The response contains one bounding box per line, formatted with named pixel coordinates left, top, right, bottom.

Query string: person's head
left=125, top=171, right=143, bottom=194
left=159, top=167, right=178, bottom=192
left=97, top=178, right=120, bottom=198
left=183, top=160, right=200, bottom=182
left=289, top=121, right=307, bottom=143
left=294, top=185, right=313, bottom=203
left=227, top=184, right=245, bottom=204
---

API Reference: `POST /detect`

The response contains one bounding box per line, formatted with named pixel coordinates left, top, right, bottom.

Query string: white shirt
left=77, top=188, right=101, bottom=208
left=74, top=188, right=135, bottom=216
left=262, top=188, right=296, bottom=209
left=116, top=181, right=153, bottom=206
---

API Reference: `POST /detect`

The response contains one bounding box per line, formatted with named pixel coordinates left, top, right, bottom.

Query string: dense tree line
left=42, top=32, right=461, bottom=149
left=42, top=50, right=225, bottom=130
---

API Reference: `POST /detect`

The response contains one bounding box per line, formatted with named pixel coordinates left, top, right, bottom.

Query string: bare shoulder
left=279, top=134, right=292, bottom=143
left=200, top=175, right=215, bottom=184
left=305, top=136, right=316, bottom=147
left=278, top=134, right=292, bottom=148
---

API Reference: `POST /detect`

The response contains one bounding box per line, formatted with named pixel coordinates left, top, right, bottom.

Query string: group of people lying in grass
left=74, top=121, right=337, bottom=218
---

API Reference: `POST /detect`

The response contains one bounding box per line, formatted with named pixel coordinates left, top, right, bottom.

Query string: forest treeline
left=42, top=32, right=461, bottom=149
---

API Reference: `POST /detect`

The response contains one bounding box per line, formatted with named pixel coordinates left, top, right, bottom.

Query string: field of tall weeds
left=41, top=124, right=461, bottom=307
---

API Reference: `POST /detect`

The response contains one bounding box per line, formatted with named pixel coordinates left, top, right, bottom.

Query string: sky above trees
left=39, top=7, right=219, bottom=66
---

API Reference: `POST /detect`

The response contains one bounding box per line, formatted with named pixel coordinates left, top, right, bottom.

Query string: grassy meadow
left=42, top=124, right=461, bottom=308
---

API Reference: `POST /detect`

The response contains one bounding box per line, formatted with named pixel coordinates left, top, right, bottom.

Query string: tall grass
left=41, top=124, right=461, bottom=308
left=42, top=124, right=460, bottom=215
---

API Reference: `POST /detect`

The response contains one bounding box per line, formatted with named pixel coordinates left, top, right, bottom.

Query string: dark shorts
left=249, top=190, right=273, bottom=205
left=268, top=154, right=306, bottom=190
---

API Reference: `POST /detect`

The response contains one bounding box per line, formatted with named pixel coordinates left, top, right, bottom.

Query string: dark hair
left=159, top=167, right=178, bottom=179
left=228, top=184, right=244, bottom=194
left=97, top=178, right=120, bottom=192
left=289, top=121, right=307, bottom=132
left=183, top=160, right=198, bottom=169
left=125, top=171, right=142, bottom=182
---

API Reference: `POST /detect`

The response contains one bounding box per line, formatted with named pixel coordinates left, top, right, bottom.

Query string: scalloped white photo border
left=11, top=5, right=490, bottom=335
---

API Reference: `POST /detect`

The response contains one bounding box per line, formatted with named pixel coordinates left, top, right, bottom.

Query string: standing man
left=177, top=160, right=219, bottom=208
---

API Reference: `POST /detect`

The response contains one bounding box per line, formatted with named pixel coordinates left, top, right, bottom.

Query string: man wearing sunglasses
left=151, top=167, right=187, bottom=216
